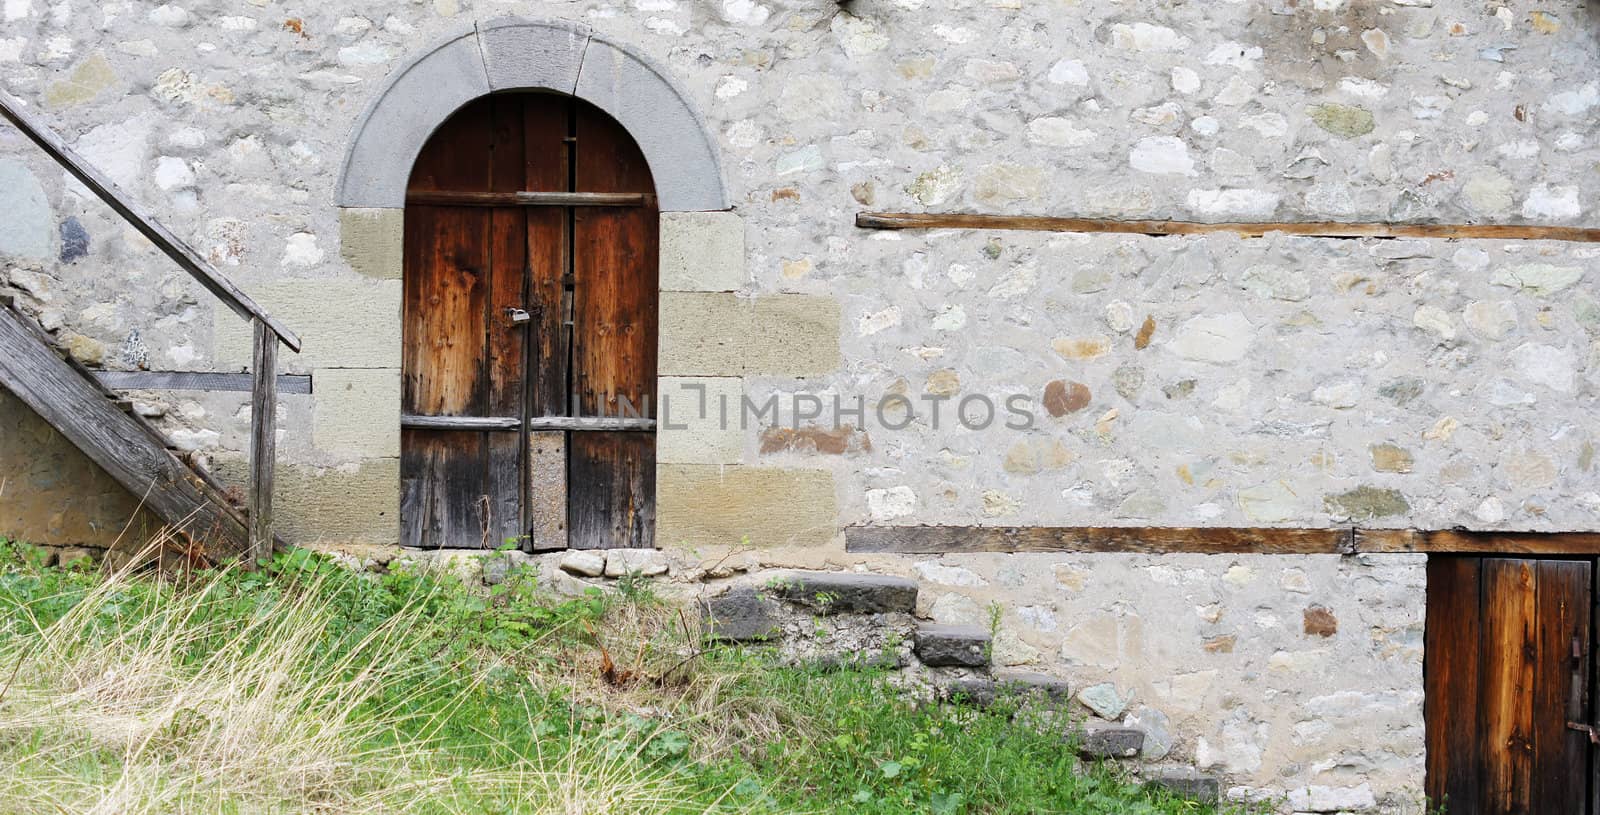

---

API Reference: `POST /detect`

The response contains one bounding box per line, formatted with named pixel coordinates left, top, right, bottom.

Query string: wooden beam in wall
left=1354, top=529, right=1600, bottom=554
left=847, top=526, right=1600, bottom=556
left=855, top=212, right=1600, bottom=243
left=846, top=525, right=1355, bottom=555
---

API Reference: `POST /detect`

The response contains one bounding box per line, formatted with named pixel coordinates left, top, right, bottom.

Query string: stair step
left=994, top=670, right=1071, bottom=702
left=1073, top=724, right=1145, bottom=759
left=700, top=586, right=780, bottom=642
left=914, top=623, right=990, bottom=667
left=769, top=571, right=917, bottom=614
left=1142, top=769, right=1220, bottom=803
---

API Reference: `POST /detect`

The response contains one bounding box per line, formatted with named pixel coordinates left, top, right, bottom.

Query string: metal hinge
left=1567, top=722, right=1600, bottom=744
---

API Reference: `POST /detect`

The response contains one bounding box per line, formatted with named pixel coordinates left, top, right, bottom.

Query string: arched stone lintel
left=336, top=17, right=728, bottom=212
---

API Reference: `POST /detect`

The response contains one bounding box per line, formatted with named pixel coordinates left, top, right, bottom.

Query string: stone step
left=700, top=586, right=780, bottom=642
left=938, top=670, right=1071, bottom=707
left=994, top=670, right=1071, bottom=703
left=1073, top=724, right=1145, bottom=759
left=769, top=571, right=917, bottom=614
left=1142, top=769, right=1220, bottom=803
left=913, top=623, right=990, bottom=667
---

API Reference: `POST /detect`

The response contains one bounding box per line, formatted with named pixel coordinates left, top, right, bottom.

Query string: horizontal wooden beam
left=1354, top=529, right=1600, bottom=554
left=856, top=212, right=1600, bottom=243
left=94, top=370, right=312, bottom=394
left=846, top=525, right=1354, bottom=555
left=401, top=414, right=655, bottom=432
left=847, top=525, right=1600, bottom=556
left=406, top=191, right=653, bottom=208
left=0, top=92, right=302, bottom=352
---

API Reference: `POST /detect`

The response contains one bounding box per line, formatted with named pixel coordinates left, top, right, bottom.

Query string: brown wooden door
left=401, top=92, right=657, bottom=550
left=1426, top=556, right=1594, bottom=814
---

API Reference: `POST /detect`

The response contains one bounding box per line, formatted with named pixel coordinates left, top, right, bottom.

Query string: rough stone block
left=477, top=17, right=587, bottom=93
left=312, top=368, right=400, bottom=459
left=1074, top=724, right=1145, bottom=759
left=769, top=571, right=917, bottom=614
left=214, top=280, right=401, bottom=372
left=214, top=457, right=399, bottom=546
left=656, top=464, right=837, bottom=549
left=558, top=549, right=605, bottom=577
left=657, top=376, right=745, bottom=464
left=914, top=623, right=990, bottom=667
left=0, top=159, right=54, bottom=261
left=1143, top=769, right=1220, bottom=803
left=940, top=676, right=997, bottom=706
left=604, top=548, right=669, bottom=577
left=337, top=208, right=403, bottom=279
left=575, top=31, right=727, bottom=212
left=337, top=26, right=490, bottom=207
left=660, top=211, right=744, bottom=292
left=659, top=293, right=840, bottom=376
left=994, top=671, right=1072, bottom=704
left=701, top=586, right=780, bottom=642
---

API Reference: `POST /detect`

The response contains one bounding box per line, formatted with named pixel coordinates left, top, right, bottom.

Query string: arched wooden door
left=401, top=92, right=657, bottom=550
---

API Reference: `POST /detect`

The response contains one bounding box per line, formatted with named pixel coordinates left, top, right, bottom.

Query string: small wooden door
left=401, top=92, right=657, bottom=550
left=1426, top=556, right=1594, bottom=814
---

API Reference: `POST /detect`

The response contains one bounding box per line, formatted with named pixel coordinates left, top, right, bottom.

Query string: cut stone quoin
left=1142, top=769, right=1220, bottom=803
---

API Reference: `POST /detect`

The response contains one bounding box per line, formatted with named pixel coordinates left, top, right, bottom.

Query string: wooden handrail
left=0, top=91, right=297, bottom=563
left=0, top=92, right=302, bottom=352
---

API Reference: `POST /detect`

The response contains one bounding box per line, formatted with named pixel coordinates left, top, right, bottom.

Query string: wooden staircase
left=0, top=93, right=300, bottom=563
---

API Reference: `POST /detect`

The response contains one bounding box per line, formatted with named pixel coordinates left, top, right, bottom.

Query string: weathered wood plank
left=248, top=320, right=278, bottom=563
left=1480, top=558, right=1537, bottom=813
left=405, top=191, right=652, bottom=207
left=855, top=212, right=1600, bottom=243
left=0, top=92, right=301, bottom=351
left=567, top=100, right=659, bottom=551
left=845, top=525, right=1354, bottom=554
left=1531, top=560, right=1589, bottom=815
left=1424, top=556, right=1484, bottom=815
left=0, top=303, right=252, bottom=555
left=1357, top=529, right=1600, bottom=554
left=93, top=370, right=312, bottom=394
left=568, top=432, right=655, bottom=550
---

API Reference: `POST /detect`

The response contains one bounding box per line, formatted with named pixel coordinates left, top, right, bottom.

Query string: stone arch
left=336, top=17, right=727, bottom=212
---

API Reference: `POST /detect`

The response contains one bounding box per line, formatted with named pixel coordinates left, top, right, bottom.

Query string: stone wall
left=1, top=1, right=1597, bottom=809
left=0, top=386, right=162, bottom=552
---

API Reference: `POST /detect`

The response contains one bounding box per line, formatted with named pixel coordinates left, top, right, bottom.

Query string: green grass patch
left=0, top=539, right=1231, bottom=814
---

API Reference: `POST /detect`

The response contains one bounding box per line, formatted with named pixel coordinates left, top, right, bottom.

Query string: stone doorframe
left=336, top=17, right=727, bottom=211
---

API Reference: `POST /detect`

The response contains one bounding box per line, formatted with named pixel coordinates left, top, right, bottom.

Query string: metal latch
left=505, top=307, right=532, bottom=325
left=1567, top=722, right=1600, bottom=744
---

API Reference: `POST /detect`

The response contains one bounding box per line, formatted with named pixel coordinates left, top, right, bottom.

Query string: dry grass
left=0, top=540, right=727, bottom=815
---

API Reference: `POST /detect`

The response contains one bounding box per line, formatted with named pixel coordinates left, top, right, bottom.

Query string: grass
left=0, top=536, right=1230, bottom=814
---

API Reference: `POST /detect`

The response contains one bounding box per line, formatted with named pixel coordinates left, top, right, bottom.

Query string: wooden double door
left=1427, top=556, right=1597, bottom=813
left=401, top=92, right=657, bottom=551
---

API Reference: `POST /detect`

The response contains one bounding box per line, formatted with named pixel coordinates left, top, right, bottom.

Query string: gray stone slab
left=575, top=31, right=727, bottom=212
left=939, top=676, right=996, bottom=706
left=769, top=571, right=917, bottom=614
left=0, top=159, right=53, bottom=261
left=1074, top=724, right=1144, bottom=759
left=994, top=671, right=1071, bottom=704
left=914, top=623, right=990, bottom=667
left=477, top=17, right=588, bottom=94
left=1143, top=769, right=1220, bottom=803
left=336, top=24, right=490, bottom=208
left=701, top=587, right=779, bottom=642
